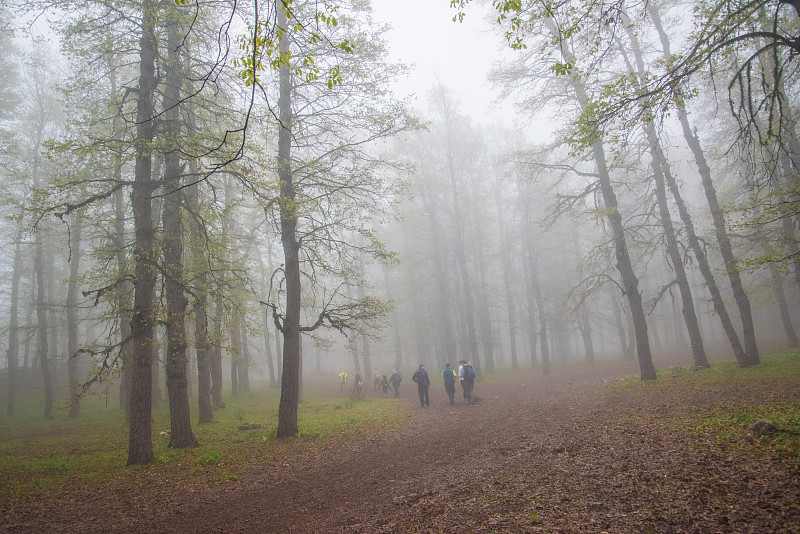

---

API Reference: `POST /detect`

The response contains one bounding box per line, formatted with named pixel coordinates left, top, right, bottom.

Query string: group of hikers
left=338, top=360, right=476, bottom=408
left=339, top=369, right=403, bottom=398
left=411, top=360, right=476, bottom=407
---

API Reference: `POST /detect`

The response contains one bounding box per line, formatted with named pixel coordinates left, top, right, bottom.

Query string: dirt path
left=5, top=360, right=800, bottom=533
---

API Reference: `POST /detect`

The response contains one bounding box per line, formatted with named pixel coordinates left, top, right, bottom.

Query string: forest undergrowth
left=0, top=378, right=408, bottom=511
left=2, top=350, right=800, bottom=533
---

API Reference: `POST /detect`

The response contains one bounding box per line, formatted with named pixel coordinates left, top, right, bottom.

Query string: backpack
left=464, top=364, right=475, bottom=379
left=443, top=368, right=456, bottom=384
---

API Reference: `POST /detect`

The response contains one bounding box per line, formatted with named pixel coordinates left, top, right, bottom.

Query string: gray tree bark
left=495, top=185, right=519, bottom=370
left=276, top=0, right=302, bottom=437
left=618, top=26, right=709, bottom=369
left=67, top=211, right=84, bottom=417
left=6, top=216, right=23, bottom=415
left=127, top=0, right=158, bottom=464
left=162, top=19, right=198, bottom=449
left=647, top=4, right=752, bottom=366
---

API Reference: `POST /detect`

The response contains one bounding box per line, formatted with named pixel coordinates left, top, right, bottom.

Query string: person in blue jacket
left=411, top=364, right=430, bottom=408
left=442, top=362, right=457, bottom=405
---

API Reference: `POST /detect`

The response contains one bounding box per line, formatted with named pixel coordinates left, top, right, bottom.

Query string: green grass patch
left=0, top=382, right=408, bottom=510
left=615, top=349, right=800, bottom=389
left=217, top=471, right=239, bottom=482
left=616, top=349, right=800, bottom=462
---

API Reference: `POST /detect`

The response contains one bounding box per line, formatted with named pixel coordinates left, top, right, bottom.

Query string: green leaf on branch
left=550, top=61, right=573, bottom=76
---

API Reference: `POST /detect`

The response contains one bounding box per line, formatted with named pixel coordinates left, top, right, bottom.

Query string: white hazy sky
left=370, top=0, right=519, bottom=127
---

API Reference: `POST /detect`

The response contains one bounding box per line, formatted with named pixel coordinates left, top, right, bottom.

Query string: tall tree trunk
left=554, top=34, right=656, bottom=378
left=152, top=338, right=163, bottom=403
left=23, top=280, right=34, bottom=368
left=520, top=182, right=549, bottom=373
left=569, top=73, right=656, bottom=378
left=276, top=1, right=301, bottom=437
left=263, top=305, right=276, bottom=386
left=496, top=186, right=519, bottom=370
left=260, top=254, right=277, bottom=387
left=382, top=264, right=404, bottom=373
left=584, top=118, right=655, bottom=378
left=520, top=209, right=538, bottom=368
left=349, top=331, right=361, bottom=375
left=607, top=284, right=629, bottom=360
left=358, top=283, right=373, bottom=382
left=210, top=293, right=225, bottom=408
left=530, top=252, right=549, bottom=374
left=45, top=237, right=59, bottom=392
left=403, top=229, right=429, bottom=368
left=230, top=311, right=241, bottom=397
left=35, top=231, right=52, bottom=419
left=115, top=164, right=134, bottom=420
left=680, top=110, right=759, bottom=367
left=572, top=227, right=595, bottom=365
left=6, top=215, right=23, bottom=415
left=648, top=4, right=752, bottom=367
left=778, top=152, right=800, bottom=291
left=240, top=321, right=250, bottom=392
left=618, top=24, right=710, bottom=370
left=470, top=172, right=495, bottom=373
left=127, top=0, right=158, bottom=464
left=475, top=254, right=496, bottom=373
left=162, top=20, right=198, bottom=449
left=652, top=150, right=709, bottom=369
left=754, top=216, right=799, bottom=347
left=421, top=189, right=456, bottom=368
left=186, top=166, right=213, bottom=423
left=183, top=77, right=213, bottom=423
left=275, top=316, right=283, bottom=379
left=446, top=159, right=480, bottom=371
left=591, top=137, right=655, bottom=378
left=109, top=57, right=134, bottom=419
left=548, top=20, right=655, bottom=377
left=31, top=86, right=52, bottom=418
left=768, top=257, right=799, bottom=348
left=67, top=211, right=84, bottom=417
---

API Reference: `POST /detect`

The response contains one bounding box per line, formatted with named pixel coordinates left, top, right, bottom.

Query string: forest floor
left=3, top=357, right=800, bottom=533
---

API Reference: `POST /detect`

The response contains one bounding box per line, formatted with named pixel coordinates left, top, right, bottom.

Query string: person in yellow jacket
left=339, top=370, right=348, bottom=392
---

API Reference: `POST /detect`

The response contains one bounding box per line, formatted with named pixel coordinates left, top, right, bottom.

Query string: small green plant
left=196, top=449, right=221, bottom=464
left=217, top=471, right=239, bottom=482
left=528, top=509, right=538, bottom=524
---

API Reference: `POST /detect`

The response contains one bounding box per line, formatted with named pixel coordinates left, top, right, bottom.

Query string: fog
left=1, top=0, right=798, bottom=444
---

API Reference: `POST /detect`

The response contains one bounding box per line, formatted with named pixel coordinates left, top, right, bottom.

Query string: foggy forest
left=1, top=0, right=800, bottom=531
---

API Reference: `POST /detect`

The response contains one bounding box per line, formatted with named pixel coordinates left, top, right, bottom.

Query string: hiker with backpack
left=411, top=364, right=430, bottom=408
left=462, top=360, right=476, bottom=404
left=442, top=362, right=457, bottom=405
left=458, top=360, right=467, bottom=402
left=389, top=370, right=402, bottom=397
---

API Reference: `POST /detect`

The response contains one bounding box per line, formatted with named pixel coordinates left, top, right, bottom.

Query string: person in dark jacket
left=462, top=360, right=476, bottom=404
left=442, top=362, right=457, bottom=405
left=411, top=364, right=430, bottom=407
left=389, top=370, right=402, bottom=397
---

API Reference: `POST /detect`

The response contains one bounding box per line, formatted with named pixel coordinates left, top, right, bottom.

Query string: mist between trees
left=1, top=0, right=798, bottom=464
